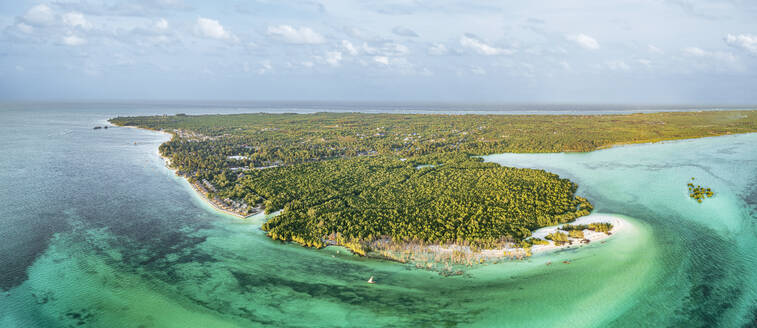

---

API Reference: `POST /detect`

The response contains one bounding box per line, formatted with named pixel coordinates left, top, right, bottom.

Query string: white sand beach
left=482, top=213, right=627, bottom=258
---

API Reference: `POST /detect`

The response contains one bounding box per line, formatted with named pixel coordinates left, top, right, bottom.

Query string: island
left=109, top=110, right=757, bottom=264
left=688, top=178, right=714, bottom=202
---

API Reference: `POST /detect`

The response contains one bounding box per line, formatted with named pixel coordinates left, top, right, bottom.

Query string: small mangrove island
left=109, top=110, right=757, bottom=262
left=688, top=177, right=714, bottom=203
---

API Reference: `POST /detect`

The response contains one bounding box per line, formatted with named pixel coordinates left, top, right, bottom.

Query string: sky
left=1, top=0, right=757, bottom=104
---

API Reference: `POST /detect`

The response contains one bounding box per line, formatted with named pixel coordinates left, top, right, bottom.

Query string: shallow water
left=0, top=105, right=755, bottom=327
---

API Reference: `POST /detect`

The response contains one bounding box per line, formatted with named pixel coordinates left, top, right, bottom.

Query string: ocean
left=1, top=103, right=755, bottom=327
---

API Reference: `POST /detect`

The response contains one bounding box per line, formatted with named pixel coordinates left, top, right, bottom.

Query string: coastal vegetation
left=589, top=222, right=614, bottom=234
left=109, top=110, right=756, bottom=257
left=560, top=222, right=614, bottom=234
left=687, top=178, right=714, bottom=202
left=545, top=231, right=570, bottom=246
left=568, top=230, right=585, bottom=239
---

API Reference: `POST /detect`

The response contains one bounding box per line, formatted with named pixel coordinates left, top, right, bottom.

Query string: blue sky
left=1, top=0, right=756, bottom=103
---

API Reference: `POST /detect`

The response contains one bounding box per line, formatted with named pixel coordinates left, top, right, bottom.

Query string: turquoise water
left=0, top=105, right=756, bottom=327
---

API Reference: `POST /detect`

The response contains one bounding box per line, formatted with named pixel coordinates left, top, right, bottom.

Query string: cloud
left=684, top=47, right=706, bottom=56
left=683, top=47, right=736, bottom=62
left=724, top=34, right=757, bottom=54
left=23, top=4, right=56, bottom=26
left=605, top=60, right=630, bottom=71
left=342, top=40, right=358, bottom=55
left=460, top=35, right=512, bottom=55
left=648, top=44, right=664, bottom=54
left=325, top=51, right=342, bottom=66
left=16, top=23, right=34, bottom=34
left=155, top=18, right=169, bottom=30
left=392, top=26, right=419, bottom=37
left=258, top=61, right=272, bottom=74
left=195, top=17, right=236, bottom=41
left=267, top=25, right=324, bottom=44
left=428, top=43, right=448, bottom=55
left=360, top=42, right=409, bottom=57
left=383, top=43, right=409, bottom=56
left=470, top=66, right=486, bottom=75
left=567, top=33, right=600, bottom=50
left=374, top=56, right=389, bottom=65
left=62, top=35, right=87, bottom=46
left=62, top=12, right=92, bottom=30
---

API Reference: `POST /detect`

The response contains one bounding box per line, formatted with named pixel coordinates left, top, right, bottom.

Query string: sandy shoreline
left=488, top=213, right=626, bottom=257
left=417, top=213, right=627, bottom=263
left=112, top=122, right=256, bottom=219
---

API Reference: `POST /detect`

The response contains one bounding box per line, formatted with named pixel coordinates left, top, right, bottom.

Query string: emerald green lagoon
left=1, top=105, right=756, bottom=327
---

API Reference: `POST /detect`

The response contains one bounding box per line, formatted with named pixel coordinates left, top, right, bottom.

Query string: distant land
left=110, top=110, right=757, bottom=265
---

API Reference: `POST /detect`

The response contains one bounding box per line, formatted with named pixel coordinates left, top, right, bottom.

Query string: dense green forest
left=109, top=110, right=757, bottom=254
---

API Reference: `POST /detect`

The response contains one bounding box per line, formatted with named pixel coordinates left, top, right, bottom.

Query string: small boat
left=367, top=276, right=375, bottom=284
left=546, top=261, right=552, bottom=266
left=562, top=260, right=571, bottom=264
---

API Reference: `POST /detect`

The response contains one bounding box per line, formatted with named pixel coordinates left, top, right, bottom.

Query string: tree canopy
left=109, top=110, right=757, bottom=254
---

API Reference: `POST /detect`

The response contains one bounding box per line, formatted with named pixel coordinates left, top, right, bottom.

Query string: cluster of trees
left=107, top=110, right=756, bottom=254
left=254, top=154, right=592, bottom=252
left=519, top=237, right=550, bottom=248
left=560, top=224, right=589, bottom=231
left=545, top=231, right=570, bottom=246
left=561, top=222, right=614, bottom=234
left=687, top=178, right=714, bottom=203
left=588, top=223, right=614, bottom=234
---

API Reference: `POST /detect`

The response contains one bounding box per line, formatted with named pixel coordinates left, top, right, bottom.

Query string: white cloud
left=362, top=43, right=377, bottom=54
left=24, top=4, right=56, bottom=26
left=683, top=47, right=736, bottom=62
left=724, top=34, right=757, bottom=54
left=342, top=40, right=358, bottom=55
left=62, top=12, right=92, bottom=30
left=373, top=56, right=389, bottom=65
left=325, top=51, right=342, bottom=66
left=648, top=44, right=664, bottom=54
left=257, top=61, right=272, bottom=74
left=62, top=35, right=87, bottom=46
left=267, top=25, right=324, bottom=44
left=637, top=59, right=652, bottom=67
left=559, top=60, right=571, bottom=70
left=606, top=60, right=630, bottom=71
left=428, top=43, right=448, bottom=55
left=684, top=47, right=707, bottom=56
left=460, top=35, right=512, bottom=55
left=567, top=34, right=600, bottom=50
left=384, top=43, right=409, bottom=56
left=359, top=42, right=409, bottom=57
left=470, top=66, right=486, bottom=75
left=16, top=23, right=34, bottom=34
left=195, top=17, right=235, bottom=41
left=155, top=18, right=169, bottom=30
